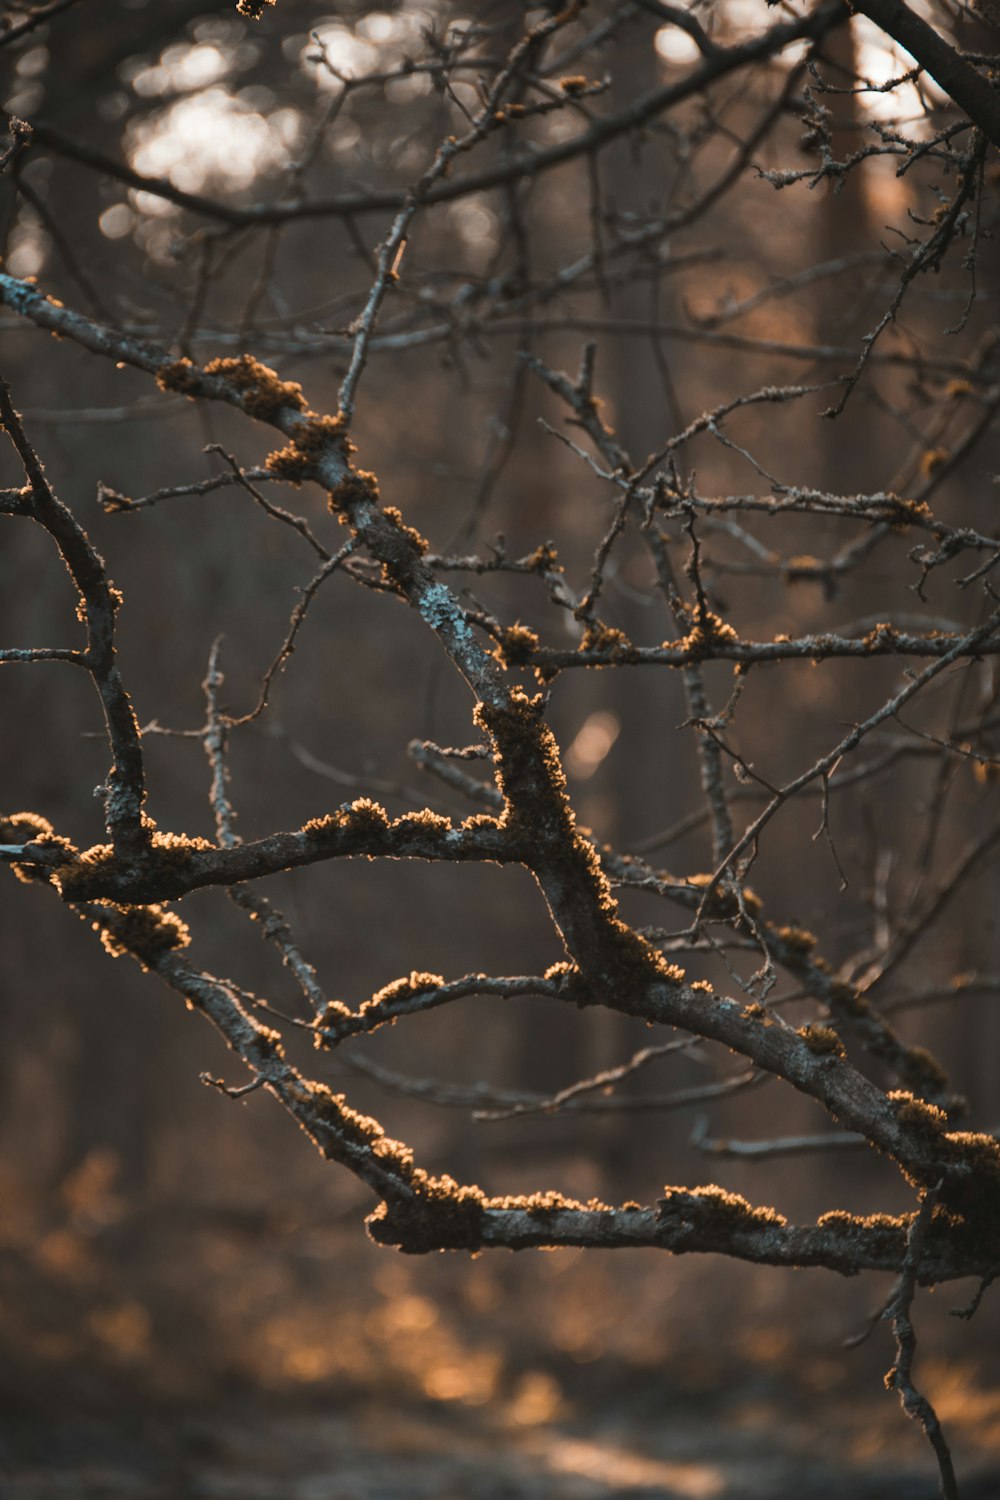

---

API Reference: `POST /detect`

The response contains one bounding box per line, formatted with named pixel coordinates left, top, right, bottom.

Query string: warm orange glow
left=527, top=1433, right=725, bottom=1497
left=565, top=711, right=621, bottom=781
left=506, top=1369, right=566, bottom=1426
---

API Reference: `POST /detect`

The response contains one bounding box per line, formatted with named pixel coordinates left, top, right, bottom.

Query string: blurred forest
left=3, top=1, right=1000, bottom=1495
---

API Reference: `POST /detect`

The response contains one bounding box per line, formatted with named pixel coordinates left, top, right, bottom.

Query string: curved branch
left=849, top=0, right=1000, bottom=149
left=0, top=382, right=148, bottom=861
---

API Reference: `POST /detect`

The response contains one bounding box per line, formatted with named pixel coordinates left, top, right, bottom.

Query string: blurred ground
left=4, top=1159, right=1000, bottom=1500
left=6, top=1361, right=1000, bottom=1499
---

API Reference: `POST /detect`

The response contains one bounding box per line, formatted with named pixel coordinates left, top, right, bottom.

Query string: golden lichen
left=525, top=543, right=560, bottom=573
left=366, top=1150, right=638, bottom=1253
left=690, top=979, right=714, bottom=994
left=364, top=971, right=446, bottom=1013
left=287, top=1078, right=388, bottom=1148
left=3, top=812, right=77, bottom=884
left=772, top=924, right=818, bottom=954
left=941, top=1130, right=1000, bottom=1175
left=2, top=816, right=76, bottom=876
left=327, top=468, right=380, bottom=510
left=304, top=798, right=390, bottom=839
left=317, top=997, right=353, bottom=1028
left=579, top=621, right=631, bottom=658
left=495, top=1190, right=614, bottom=1217
left=382, top=505, right=427, bottom=554
left=862, top=622, right=899, bottom=651
left=68, top=842, right=114, bottom=866
left=54, top=843, right=115, bottom=899
left=21, top=830, right=76, bottom=861
left=413, top=1170, right=484, bottom=1204
left=817, top=1209, right=906, bottom=1240
left=246, top=1023, right=283, bottom=1062
left=155, top=357, right=200, bottom=397
left=889, top=1090, right=948, bottom=1135
left=159, top=351, right=313, bottom=429
left=266, top=414, right=356, bottom=485
left=149, top=831, right=215, bottom=865
left=680, top=612, right=739, bottom=654
left=491, top=685, right=546, bottom=720
left=651, top=952, right=686, bottom=983
left=500, top=623, right=540, bottom=666
left=96, top=902, right=191, bottom=963
left=393, top=809, right=452, bottom=834
left=501, top=1189, right=577, bottom=1216
left=370, top=1134, right=416, bottom=1170
left=473, top=690, right=554, bottom=817
left=366, top=1172, right=488, bottom=1252
left=945, top=379, right=972, bottom=400
left=292, top=1081, right=426, bottom=1182
left=461, top=813, right=501, bottom=831
left=920, top=447, right=950, bottom=477
left=3, top=811, right=54, bottom=839
left=799, top=1023, right=845, bottom=1058
left=559, top=74, right=589, bottom=94
left=203, top=354, right=307, bottom=420
left=349, top=797, right=390, bottom=825
left=660, top=1184, right=787, bottom=1229
left=895, top=497, right=932, bottom=523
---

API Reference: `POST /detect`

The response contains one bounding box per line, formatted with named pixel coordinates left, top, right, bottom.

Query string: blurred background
left=2, top=2, right=1000, bottom=1494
